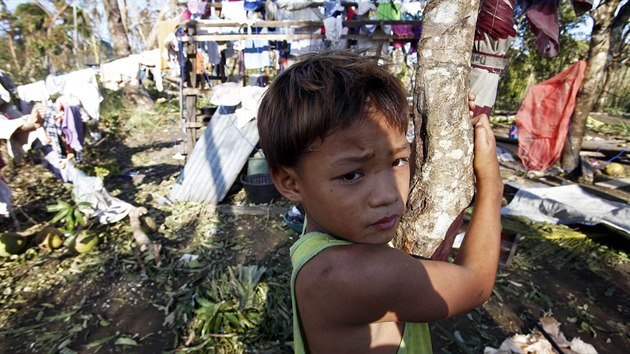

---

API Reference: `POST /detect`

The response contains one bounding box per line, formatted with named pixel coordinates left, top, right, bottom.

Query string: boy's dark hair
left=257, top=50, right=409, bottom=171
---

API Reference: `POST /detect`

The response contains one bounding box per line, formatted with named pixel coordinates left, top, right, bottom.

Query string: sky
left=3, top=0, right=176, bottom=45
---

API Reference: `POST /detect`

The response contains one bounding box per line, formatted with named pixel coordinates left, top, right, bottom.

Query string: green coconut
left=141, top=215, right=158, bottom=233
left=0, top=232, right=27, bottom=257
left=605, top=162, right=625, bottom=177
left=71, top=231, right=99, bottom=254
left=37, top=226, right=64, bottom=249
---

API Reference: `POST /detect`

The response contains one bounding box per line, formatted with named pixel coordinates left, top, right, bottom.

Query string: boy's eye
left=393, top=158, right=409, bottom=167
left=339, top=171, right=363, bottom=183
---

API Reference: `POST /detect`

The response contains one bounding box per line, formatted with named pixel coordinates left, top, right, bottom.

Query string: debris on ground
left=484, top=316, right=598, bottom=354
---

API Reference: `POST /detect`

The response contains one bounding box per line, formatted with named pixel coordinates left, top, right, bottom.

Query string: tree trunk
left=393, top=0, right=480, bottom=258
left=560, top=0, right=624, bottom=171
left=0, top=1, right=21, bottom=73
left=144, top=0, right=177, bottom=50
left=102, top=0, right=132, bottom=57
left=593, top=1, right=630, bottom=111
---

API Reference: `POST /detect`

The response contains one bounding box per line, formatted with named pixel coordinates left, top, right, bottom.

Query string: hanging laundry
left=205, top=41, right=222, bottom=65
left=221, top=1, right=248, bottom=22
left=401, top=1, right=425, bottom=20
left=244, top=0, right=264, bottom=12
left=392, top=24, right=413, bottom=49
left=470, top=0, right=517, bottom=116
left=516, top=0, right=593, bottom=58
left=43, top=106, right=64, bottom=157
left=60, top=105, right=85, bottom=161
left=188, top=0, right=208, bottom=19
left=356, top=1, right=376, bottom=16
left=324, top=1, right=345, bottom=17
left=99, top=55, right=142, bottom=90
left=292, top=7, right=325, bottom=21
left=62, top=69, right=102, bottom=121
left=323, top=16, right=343, bottom=43
left=16, top=81, right=49, bottom=104
left=243, top=28, right=271, bottom=69
left=181, top=7, right=192, bottom=20
left=377, top=2, right=401, bottom=20
left=45, top=75, right=66, bottom=96
left=525, top=0, right=560, bottom=57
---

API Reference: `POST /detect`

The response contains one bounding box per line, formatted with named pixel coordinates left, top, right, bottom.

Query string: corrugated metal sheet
left=169, top=111, right=258, bottom=204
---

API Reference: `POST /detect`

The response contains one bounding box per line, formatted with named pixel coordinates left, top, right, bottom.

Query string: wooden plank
left=177, top=1, right=361, bottom=8
left=182, top=32, right=418, bottom=42
left=182, top=33, right=325, bottom=41
left=184, top=19, right=423, bottom=29
left=183, top=87, right=213, bottom=96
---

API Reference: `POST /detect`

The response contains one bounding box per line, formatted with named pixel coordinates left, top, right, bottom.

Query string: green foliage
left=496, top=0, right=590, bottom=111
left=186, top=265, right=270, bottom=353
left=46, top=199, right=90, bottom=246
left=0, top=1, right=97, bottom=83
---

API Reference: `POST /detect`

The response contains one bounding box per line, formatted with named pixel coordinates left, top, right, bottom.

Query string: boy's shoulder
left=295, top=242, right=436, bottom=327
left=296, top=242, right=414, bottom=304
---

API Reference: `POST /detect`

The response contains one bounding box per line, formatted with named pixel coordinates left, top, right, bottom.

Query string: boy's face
left=277, top=111, right=411, bottom=245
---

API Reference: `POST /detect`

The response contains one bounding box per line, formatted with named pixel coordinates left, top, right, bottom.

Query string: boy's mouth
left=370, top=215, right=399, bottom=230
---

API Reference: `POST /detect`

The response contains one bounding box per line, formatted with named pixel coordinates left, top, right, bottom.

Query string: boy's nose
left=368, top=170, right=400, bottom=208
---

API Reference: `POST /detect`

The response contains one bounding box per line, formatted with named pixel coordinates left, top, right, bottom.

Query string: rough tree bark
left=0, top=1, right=20, bottom=72
left=143, top=0, right=177, bottom=50
left=560, top=0, right=626, bottom=171
left=393, top=0, right=480, bottom=258
left=102, top=0, right=132, bottom=57
left=593, top=1, right=630, bottom=111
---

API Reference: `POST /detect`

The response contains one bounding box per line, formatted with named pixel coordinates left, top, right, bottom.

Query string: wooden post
left=185, top=22, right=198, bottom=155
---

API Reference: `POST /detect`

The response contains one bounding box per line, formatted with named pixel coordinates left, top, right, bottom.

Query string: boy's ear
left=270, top=167, right=303, bottom=203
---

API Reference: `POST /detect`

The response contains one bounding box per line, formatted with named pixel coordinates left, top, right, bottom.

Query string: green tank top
left=290, top=232, right=433, bottom=354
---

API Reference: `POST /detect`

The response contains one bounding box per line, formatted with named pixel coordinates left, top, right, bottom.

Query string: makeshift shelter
left=168, top=108, right=260, bottom=204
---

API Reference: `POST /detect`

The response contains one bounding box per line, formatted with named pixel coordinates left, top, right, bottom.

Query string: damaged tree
left=561, top=0, right=629, bottom=171
left=102, top=0, right=132, bottom=57
left=393, top=0, right=480, bottom=258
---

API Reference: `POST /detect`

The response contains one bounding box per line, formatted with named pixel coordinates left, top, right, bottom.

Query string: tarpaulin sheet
left=502, top=184, right=630, bottom=236
left=515, top=60, right=586, bottom=171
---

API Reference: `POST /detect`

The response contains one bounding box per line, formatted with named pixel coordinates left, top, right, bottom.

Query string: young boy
left=257, top=51, right=503, bottom=353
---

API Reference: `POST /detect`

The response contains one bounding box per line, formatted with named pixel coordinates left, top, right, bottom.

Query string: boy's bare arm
left=299, top=115, right=503, bottom=326
left=449, top=114, right=503, bottom=310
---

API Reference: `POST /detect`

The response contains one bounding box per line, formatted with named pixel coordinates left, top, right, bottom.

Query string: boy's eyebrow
left=395, top=143, right=412, bottom=154
left=331, top=143, right=410, bottom=166
left=331, top=151, right=375, bottom=166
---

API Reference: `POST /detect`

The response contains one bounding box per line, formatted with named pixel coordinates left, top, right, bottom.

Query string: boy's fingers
left=470, top=113, right=487, bottom=127
left=473, top=115, right=491, bottom=143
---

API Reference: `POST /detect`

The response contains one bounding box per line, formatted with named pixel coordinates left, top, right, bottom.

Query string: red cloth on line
left=526, top=0, right=560, bottom=58
left=515, top=60, right=586, bottom=172
left=475, top=0, right=517, bottom=41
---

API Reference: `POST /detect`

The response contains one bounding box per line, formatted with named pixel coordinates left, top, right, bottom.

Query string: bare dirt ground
left=1, top=103, right=629, bottom=353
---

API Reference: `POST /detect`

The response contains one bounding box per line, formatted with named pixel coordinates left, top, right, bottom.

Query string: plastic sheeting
left=502, top=184, right=630, bottom=236
left=515, top=60, right=586, bottom=172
